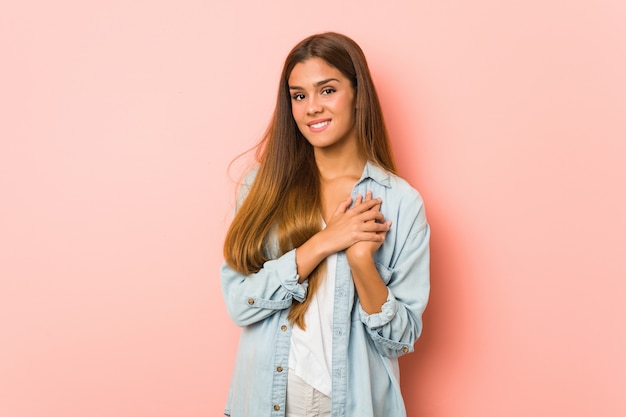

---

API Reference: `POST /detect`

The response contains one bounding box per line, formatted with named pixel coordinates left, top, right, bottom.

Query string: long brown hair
left=223, top=32, right=397, bottom=328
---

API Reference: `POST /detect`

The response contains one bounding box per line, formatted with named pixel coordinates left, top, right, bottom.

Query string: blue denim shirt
left=221, top=161, right=430, bottom=417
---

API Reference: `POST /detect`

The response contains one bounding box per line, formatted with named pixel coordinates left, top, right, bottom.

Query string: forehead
left=288, top=57, right=348, bottom=86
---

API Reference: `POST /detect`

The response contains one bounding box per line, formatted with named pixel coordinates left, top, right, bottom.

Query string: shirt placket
left=271, top=309, right=291, bottom=415
left=331, top=251, right=353, bottom=417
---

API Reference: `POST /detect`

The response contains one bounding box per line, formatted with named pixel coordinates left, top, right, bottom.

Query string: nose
left=306, top=96, right=323, bottom=115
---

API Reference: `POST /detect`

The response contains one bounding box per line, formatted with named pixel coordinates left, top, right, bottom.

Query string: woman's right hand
left=295, top=192, right=389, bottom=281
left=321, top=193, right=389, bottom=255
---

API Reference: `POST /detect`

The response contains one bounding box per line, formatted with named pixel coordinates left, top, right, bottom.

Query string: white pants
left=286, top=372, right=332, bottom=417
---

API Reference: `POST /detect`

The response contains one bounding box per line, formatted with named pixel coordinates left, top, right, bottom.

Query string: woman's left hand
left=345, top=190, right=391, bottom=262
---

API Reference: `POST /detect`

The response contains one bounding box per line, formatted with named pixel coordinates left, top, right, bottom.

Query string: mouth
left=307, top=119, right=331, bottom=131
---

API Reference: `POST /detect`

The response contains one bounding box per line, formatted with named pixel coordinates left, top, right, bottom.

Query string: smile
left=310, top=120, right=330, bottom=129
left=307, top=119, right=331, bottom=131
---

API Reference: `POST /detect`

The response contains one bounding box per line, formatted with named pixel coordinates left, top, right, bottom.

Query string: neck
left=314, top=141, right=366, bottom=181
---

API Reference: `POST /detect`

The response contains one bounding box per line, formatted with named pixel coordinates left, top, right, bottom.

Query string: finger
left=371, top=222, right=391, bottom=239
left=350, top=197, right=382, bottom=214
left=334, top=197, right=352, bottom=214
left=358, top=209, right=386, bottom=223
left=365, top=208, right=382, bottom=223
left=355, top=230, right=387, bottom=242
left=366, top=191, right=382, bottom=212
left=361, top=191, right=376, bottom=208
left=360, top=219, right=391, bottom=233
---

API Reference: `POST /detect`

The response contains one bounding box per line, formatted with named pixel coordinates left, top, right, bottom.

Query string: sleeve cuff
left=359, top=287, right=398, bottom=328
left=275, top=248, right=308, bottom=302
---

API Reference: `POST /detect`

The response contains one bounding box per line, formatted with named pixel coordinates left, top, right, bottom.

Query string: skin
left=287, top=57, right=390, bottom=314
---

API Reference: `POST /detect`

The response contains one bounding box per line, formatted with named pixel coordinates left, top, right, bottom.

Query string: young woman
left=221, top=32, right=430, bottom=417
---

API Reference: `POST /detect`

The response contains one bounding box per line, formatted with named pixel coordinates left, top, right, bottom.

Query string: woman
left=221, top=32, right=430, bottom=417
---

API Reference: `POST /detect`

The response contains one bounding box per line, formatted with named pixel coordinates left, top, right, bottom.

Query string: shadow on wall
left=374, top=59, right=471, bottom=416
left=400, top=219, right=442, bottom=416
left=398, top=194, right=471, bottom=416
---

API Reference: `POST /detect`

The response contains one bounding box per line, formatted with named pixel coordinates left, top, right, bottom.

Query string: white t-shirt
left=288, top=252, right=337, bottom=397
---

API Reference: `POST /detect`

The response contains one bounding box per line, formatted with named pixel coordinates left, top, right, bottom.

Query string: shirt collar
left=358, top=160, right=392, bottom=188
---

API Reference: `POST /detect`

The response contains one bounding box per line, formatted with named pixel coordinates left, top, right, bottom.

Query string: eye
left=321, top=87, right=336, bottom=95
left=291, top=93, right=305, bottom=101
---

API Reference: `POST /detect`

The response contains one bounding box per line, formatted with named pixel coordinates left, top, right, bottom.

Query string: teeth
left=311, top=121, right=330, bottom=129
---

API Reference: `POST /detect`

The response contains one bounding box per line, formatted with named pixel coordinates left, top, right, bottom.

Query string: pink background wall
left=1, top=1, right=625, bottom=416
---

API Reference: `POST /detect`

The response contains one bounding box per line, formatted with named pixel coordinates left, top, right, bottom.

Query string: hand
left=294, top=191, right=390, bottom=281
left=320, top=191, right=390, bottom=256
left=345, top=191, right=391, bottom=262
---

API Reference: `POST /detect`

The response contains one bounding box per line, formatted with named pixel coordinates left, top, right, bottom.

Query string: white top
left=288, top=251, right=337, bottom=397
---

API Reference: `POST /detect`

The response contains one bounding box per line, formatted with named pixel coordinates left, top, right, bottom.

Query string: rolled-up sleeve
left=221, top=248, right=308, bottom=327
left=359, top=206, right=431, bottom=358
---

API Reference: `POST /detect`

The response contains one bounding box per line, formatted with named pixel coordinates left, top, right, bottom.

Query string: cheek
left=335, top=95, right=354, bottom=113
left=290, top=107, right=306, bottom=133
left=291, top=104, right=304, bottom=122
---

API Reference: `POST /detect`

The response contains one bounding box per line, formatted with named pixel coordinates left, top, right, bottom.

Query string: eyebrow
left=289, top=78, right=340, bottom=90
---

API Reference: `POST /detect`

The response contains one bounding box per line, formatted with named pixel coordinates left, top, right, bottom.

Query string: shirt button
left=402, top=346, right=409, bottom=353
left=273, top=404, right=280, bottom=411
left=281, top=325, right=287, bottom=332
left=276, top=366, right=283, bottom=372
left=247, top=298, right=255, bottom=305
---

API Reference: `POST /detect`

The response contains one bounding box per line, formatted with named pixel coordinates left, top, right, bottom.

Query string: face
left=288, top=57, right=357, bottom=151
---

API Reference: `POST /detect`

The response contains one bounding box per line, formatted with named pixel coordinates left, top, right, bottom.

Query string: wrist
left=310, top=230, right=335, bottom=259
left=346, top=249, right=375, bottom=269
left=346, top=240, right=375, bottom=258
